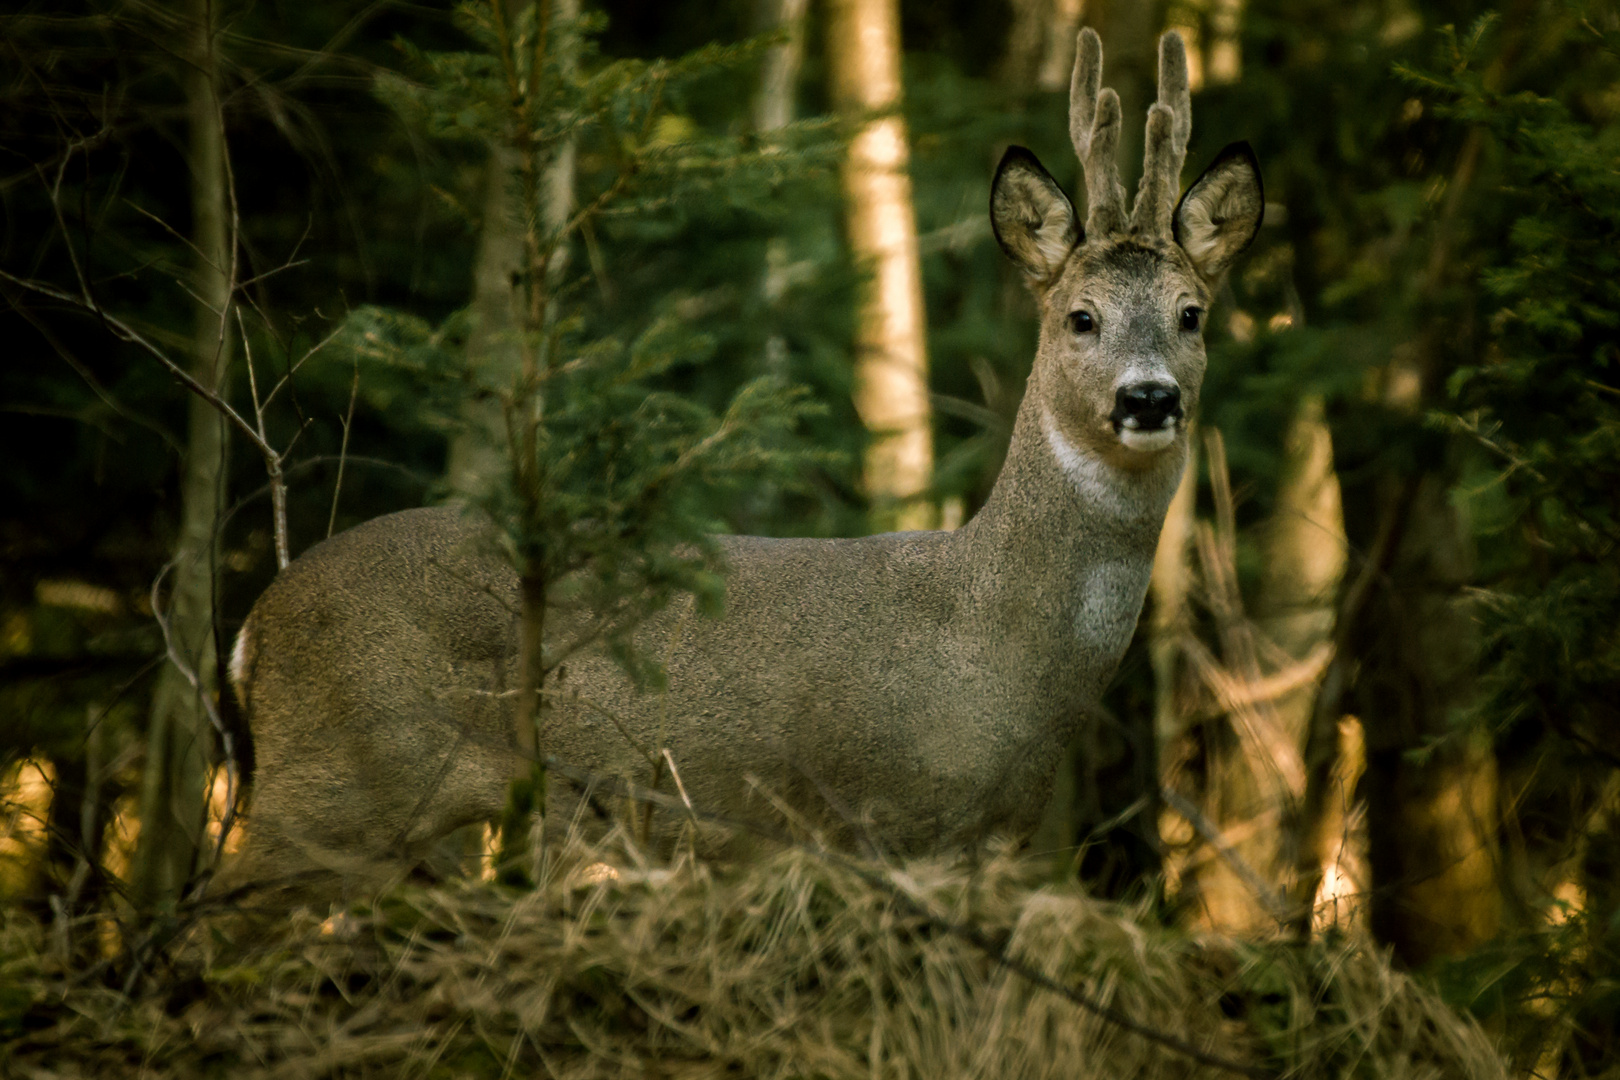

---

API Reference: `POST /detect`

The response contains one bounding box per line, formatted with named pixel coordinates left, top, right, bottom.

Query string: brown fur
left=224, top=30, right=1264, bottom=889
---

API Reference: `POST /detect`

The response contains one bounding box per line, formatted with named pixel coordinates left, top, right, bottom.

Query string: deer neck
left=952, top=377, right=1187, bottom=693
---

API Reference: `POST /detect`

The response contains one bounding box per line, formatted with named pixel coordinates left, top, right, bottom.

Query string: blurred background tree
left=1, top=0, right=1616, bottom=1072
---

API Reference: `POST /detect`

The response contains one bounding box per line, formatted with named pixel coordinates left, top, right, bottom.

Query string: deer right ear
left=1173, top=141, right=1264, bottom=281
left=991, top=147, right=1079, bottom=286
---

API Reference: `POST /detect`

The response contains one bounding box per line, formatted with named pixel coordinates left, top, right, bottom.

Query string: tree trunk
left=447, top=142, right=526, bottom=501
left=753, top=0, right=809, bottom=135
left=998, top=0, right=1085, bottom=93
left=825, top=0, right=934, bottom=533
left=492, top=0, right=580, bottom=884
left=1358, top=471, right=1499, bottom=965
left=1352, top=107, right=1501, bottom=962
left=1205, top=0, right=1243, bottom=85
left=754, top=0, right=810, bottom=381
left=133, top=0, right=233, bottom=908
left=1253, top=394, right=1348, bottom=929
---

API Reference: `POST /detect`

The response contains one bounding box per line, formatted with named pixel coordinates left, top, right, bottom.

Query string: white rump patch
left=228, top=620, right=253, bottom=702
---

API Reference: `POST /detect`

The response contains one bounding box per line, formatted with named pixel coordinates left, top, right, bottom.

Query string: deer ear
left=991, top=147, right=1079, bottom=286
left=1173, top=141, right=1264, bottom=281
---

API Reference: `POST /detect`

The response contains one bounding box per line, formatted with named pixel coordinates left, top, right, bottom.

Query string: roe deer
left=226, top=28, right=1263, bottom=884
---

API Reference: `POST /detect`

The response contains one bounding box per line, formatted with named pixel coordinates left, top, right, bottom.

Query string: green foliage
left=1395, top=13, right=1620, bottom=1073
left=350, top=304, right=821, bottom=680
left=353, top=0, right=834, bottom=688
left=1410, top=18, right=1620, bottom=759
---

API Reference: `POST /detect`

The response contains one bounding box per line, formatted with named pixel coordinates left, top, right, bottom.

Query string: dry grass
left=1, top=828, right=1507, bottom=1080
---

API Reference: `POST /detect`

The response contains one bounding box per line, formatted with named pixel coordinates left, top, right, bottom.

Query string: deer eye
left=1180, top=306, right=1203, bottom=332
left=1068, top=310, right=1095, bottom=334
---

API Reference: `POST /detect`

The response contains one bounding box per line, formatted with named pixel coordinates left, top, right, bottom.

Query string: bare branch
left=0, top=269, right=276, bottom=461
left=235, top=308, right=290, bottom=569
left=327, top=360, right=360, bottom=538
left=262, top=323, right=343, bottom=408
left=1, top=287, right=182, bottom=453
left=1161, top=785, right=1295, bottom=926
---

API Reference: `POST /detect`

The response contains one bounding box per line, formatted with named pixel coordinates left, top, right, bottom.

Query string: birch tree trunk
left=825, top=0, right=934, bottom=532
left=446, top=142, right=526, bottom=501
left=133, top=0, right=232, bottom=907
left=753, top=0, right=809, bottom=135
left=754, top=0, right=809, bottom=382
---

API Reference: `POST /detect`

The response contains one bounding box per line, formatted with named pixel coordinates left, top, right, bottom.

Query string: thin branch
left=0, top=270, right=275, bottom=460
left=262, top=323, right=344, bottom=409
left=0, top=291, right=182, bottom=453
left=235, top=309, right=290, bottom=569
left=327, top=360, right=360, bottom=538
left=1161, top=785, right=1295, bottom=927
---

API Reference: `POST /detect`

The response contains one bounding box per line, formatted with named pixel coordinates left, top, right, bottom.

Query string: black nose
left=1113, top=382, right=1182, bottom=430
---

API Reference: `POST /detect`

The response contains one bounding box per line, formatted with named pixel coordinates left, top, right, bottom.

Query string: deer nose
left=1113, top=382, right=1182, bottom=431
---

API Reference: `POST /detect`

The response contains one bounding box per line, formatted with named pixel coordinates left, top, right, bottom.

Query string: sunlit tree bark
left=1252, top=395, right=1348, bottom=927
left=825, top=0, right=933, bottom=532
left=1205, top=0, right=1243, bottom=85
left=133, top=0, right=233, bottom=907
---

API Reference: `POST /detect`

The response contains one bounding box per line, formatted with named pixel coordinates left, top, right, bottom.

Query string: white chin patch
left=1118, top=426, right=1176, bottom=452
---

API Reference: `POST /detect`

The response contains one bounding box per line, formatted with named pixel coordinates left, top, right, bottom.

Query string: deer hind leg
left=226, top=683, right=516, bottom=899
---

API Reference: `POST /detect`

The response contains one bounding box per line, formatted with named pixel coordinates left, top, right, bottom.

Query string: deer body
left=227, top=28, right=1262, bottom=882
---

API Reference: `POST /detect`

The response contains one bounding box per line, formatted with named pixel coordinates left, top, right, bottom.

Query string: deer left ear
left=1173, top=141, right=1263, bottom=281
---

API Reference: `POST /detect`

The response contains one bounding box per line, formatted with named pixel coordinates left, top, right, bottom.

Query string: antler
left=1069, top=28, right=1127, bottom=237
left=1130, top=31, right=1192, bottom=237
left=1070, top=28, right=1193, bottom=241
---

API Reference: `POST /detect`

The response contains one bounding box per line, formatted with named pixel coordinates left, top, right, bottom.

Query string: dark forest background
left=2, top=0, right=1617, bottom=1074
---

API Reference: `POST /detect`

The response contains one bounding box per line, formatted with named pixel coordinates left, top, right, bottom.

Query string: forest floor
left=1, top=828, right=1508, bottom=1080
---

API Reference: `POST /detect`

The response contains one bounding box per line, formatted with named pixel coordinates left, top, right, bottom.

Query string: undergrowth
left=1, top=829, right=1507, bottom=1080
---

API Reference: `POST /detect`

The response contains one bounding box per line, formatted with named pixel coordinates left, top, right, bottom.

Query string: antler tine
left=1130, top=31, right=1193, bottom=238
left=1158, top=30, right=1192, bottom=179
left=1069, top=27, right=1102, bottom=160
left=1070, top=27, right=1127, bottom=237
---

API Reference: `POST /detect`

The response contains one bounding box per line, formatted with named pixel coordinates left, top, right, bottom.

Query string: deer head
left=990, top=29, right=1263, bottom=475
